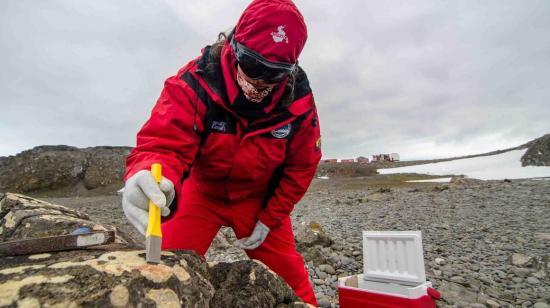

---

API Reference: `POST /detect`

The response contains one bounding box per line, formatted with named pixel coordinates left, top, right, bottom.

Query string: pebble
left=317, top=296, right=331, bottom=308
left=313, top=279, right=325, bottom=285
left=319, top=264, right=336, bottom=275
left=451, top=276, right=466, bottom=285
left=486, top=299, right=500, bottom=308
left=534, top=304, right=549, bottom=308
left=526, top=277, right=540, bottom=284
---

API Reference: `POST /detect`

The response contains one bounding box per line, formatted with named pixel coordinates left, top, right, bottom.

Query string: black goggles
left=230, top=37, right=296, bottom=83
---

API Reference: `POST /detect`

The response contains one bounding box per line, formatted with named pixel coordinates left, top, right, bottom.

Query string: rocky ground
left=40, top=175, right=550, bottom=308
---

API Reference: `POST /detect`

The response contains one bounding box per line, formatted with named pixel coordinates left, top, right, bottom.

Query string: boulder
left=295, top=221, right=333, bottom=249
left=0, top=193, right=307, bottom=307
left=0, top=193, right=129, bottom=245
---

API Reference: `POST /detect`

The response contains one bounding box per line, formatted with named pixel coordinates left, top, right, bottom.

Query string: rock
left=509, top=253, right=531, bottom=267
left=470, top=304, right=487, bottom=308
left=436, top=280, right=479, bottom=304
left=295, top=221, right=333, bottom=249
left=450, top=276, right=466, bottom=285
left=0, top=193, right=131, bottom=245
left=300, top=246, right=327, bottom=266
left=319, top=264, right=335, bottom=275
left=450, top=176, right=485, bottom=186
left=0, top=146, right=131, bottom=195
left=486, top=299, right=500, bottom=307
left=534, top=303, right=550, bottom=308
left=0, top=249, right=215, bottom=307
left=512, top=267, right=533, bottom=277
left=208, top=260, right=302, bottom=307
left=317, top=296, right=331, bottom=307
left=535, top=233, right=550, bottom=241
left=435, top=257, right=446, bottom=265
left=0, top=194, right=306, bottom=307
left=526, top=277, right=540, bottom=284
left=521, top=133, right=550, bottom=166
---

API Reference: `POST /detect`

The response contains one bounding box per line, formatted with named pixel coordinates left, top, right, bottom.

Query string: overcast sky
left=1, top=0, right=549, bottom=160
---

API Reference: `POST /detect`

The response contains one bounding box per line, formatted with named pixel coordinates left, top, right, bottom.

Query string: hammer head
left=145, top=235, right=162, bottom=264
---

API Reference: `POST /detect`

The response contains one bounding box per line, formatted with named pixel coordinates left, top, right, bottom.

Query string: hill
left=0, top=133, right=548, bottom=196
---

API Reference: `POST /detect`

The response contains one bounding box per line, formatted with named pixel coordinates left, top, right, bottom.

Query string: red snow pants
left=161, top=178, right=317, bottom=307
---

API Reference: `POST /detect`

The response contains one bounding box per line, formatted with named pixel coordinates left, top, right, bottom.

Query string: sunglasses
left=230, top=37, right=296, bottom=83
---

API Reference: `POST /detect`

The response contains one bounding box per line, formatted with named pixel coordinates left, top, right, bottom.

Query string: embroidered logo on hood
left=271, top=123, right=291, bottom=138
left=271, top=25, right=289, bottom=43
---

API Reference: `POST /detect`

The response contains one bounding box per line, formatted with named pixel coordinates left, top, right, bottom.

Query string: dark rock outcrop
left=0, top=145, right=131, bottom=196
left=0, top=193, right=306, bottom=307
left=522, top=133, right=550, bottom=166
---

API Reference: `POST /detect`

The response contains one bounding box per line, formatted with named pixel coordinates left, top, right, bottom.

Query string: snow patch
left=406, top=177, right=452, bottom=183
left=379, top=149, right=550, bottom=180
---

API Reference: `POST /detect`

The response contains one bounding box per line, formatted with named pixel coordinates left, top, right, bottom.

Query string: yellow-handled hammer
left=145, top=163, right=163, bottom=264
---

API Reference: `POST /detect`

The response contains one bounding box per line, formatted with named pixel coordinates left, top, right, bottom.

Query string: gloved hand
left=237, top=221, right=270, bottom=250
left=122, top=170, right=175, bottom=235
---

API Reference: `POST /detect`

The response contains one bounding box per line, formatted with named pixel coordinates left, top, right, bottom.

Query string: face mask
left=236, top=69, right=274, bottom=103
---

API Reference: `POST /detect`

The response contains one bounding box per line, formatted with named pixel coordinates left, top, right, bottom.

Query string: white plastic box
left=362, top=231, right=426, bottom=286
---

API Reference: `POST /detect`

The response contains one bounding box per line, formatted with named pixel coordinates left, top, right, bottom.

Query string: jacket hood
left=234, top=0, right=307, bottom=64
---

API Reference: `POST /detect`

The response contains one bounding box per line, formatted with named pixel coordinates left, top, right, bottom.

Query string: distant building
left=340, top=159, right=355, bottom=163
left=321, top=158, right=338, bottom=163
left=372, top=153, right=400, bottom=162
left=356, top=156, right=370, bottom=164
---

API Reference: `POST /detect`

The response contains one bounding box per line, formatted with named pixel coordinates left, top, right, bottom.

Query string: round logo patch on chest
left=271, top=124, right=292, bottom=139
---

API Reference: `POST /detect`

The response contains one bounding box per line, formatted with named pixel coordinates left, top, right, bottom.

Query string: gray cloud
left=1, top=0, right=549, bottom=160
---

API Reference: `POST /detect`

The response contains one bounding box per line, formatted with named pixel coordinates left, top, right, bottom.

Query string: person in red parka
left=122, top=0, right=321, bottom=306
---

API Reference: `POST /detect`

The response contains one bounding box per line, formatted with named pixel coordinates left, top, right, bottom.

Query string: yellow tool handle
left=145, top=163, right=162, bottom=237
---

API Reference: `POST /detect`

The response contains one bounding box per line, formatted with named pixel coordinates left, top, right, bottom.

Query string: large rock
left=0, top=193, right=307, bottom=307
left=0, top=193, right=130, bottom=244
left=0, top=145, right=131, bottom=196
left=295, top=221, right=333, bottom=249
left=522, top=133, right=550, bottom=166
left=208, top=260, right=306, bottom=308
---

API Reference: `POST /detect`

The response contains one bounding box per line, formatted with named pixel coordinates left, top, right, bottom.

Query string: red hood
left=234, top=0, right=307, bottom=64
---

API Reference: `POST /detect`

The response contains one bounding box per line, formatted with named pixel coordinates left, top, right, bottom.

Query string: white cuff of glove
left=121, top=170, right=175, bottom=236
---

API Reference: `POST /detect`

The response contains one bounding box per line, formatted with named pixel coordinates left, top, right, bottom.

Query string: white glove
left=122, top=170, right=175, bottom=235
left=237, top=221, right=270, bottom=250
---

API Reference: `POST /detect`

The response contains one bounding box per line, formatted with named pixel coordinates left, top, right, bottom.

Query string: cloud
left=1, top=0, right=549, bottom=161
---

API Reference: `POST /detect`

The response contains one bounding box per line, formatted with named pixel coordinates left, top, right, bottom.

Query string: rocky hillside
left=0, top=145, right=130, bottom=196
left=1, top=133, right=549, bottom=196
left=521, top=134, right=550, bottom=166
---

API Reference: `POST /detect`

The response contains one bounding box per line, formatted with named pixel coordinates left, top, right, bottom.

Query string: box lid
left=362, top=231, right=426, bottom=285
